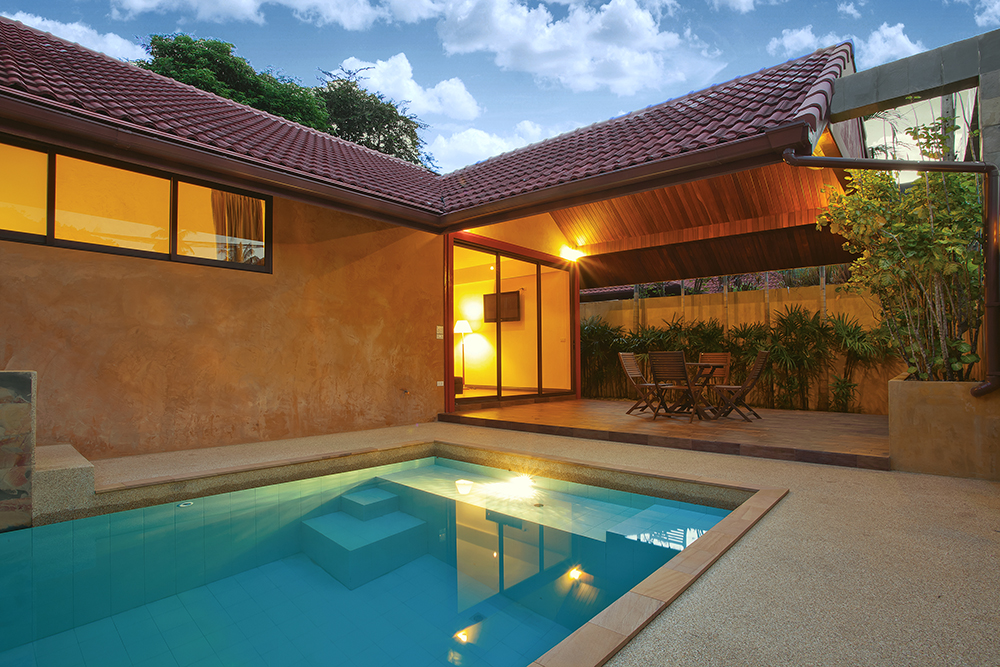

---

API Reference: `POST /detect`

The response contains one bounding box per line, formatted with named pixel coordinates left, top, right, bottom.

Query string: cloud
left=105, top=0, right=724, bottom=98
left=339, top=53, right=481, bottom=120
left=766, top=22, right=922, bottom=69
left=707, top=0, right=756, bottom=12
left=971, top=0, right=1000, bottom=26
left=854, top=23, right=923, bottom=68
left=110, top=0, right=388, bottom=28
left=430, top=120, right=573, bottom=173
left=766, top=25, right=845, bottom=57
left=436, top=0, right=726, bottom=96
left=837, top=2, right=861, bottom=18
left=1, top=11, right=146, bottom=60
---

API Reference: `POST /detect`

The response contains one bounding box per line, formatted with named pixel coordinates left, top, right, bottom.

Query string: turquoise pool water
left=0, top=457, right=728, bottom=667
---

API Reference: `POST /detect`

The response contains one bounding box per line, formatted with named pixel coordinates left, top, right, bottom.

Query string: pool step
left=341, top=487, right=399, bottom=521
left=301, top=490, right=426, bottom=590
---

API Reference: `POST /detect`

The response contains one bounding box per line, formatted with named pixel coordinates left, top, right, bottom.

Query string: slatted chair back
left=618, top=352, right=646, bottom=387
left=698, top=352, right=731, bottom=384
left=733, top=350, right=769, bottom=400
left=618, top=352, right=659, bottom=415
left=712, top=349, right=770, bottom=421
left=648, top=350, right=691, bottom=386
left=648, top=350, right=698, bottom=421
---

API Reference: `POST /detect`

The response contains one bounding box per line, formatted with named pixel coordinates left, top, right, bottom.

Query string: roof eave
left=0, top=91, right=445, bottom=234
left=436, top=122, right=814, bottom=234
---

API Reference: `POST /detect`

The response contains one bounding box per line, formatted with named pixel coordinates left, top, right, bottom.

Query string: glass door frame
left=445, top=231, right=580, bottom=412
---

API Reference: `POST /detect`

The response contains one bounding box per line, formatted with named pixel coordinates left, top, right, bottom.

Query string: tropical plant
left=818, top=118, right=984, bottom=381
left=768, top=305, right=835, bottom=409
left=828, top=313, right=892, bottom=411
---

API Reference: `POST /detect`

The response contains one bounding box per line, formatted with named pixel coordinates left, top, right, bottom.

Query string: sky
left=1, top=1, right=996, bottom=173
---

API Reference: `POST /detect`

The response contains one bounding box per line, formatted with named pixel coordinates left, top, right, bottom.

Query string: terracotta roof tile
left=0, top=16, right=853, bottom=220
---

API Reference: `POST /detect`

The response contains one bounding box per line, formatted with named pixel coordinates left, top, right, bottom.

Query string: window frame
left=0, top=135, right=273, bottom=274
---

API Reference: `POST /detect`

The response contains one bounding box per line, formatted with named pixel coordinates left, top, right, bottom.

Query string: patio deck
left=440, top=398, right=890, bottom=470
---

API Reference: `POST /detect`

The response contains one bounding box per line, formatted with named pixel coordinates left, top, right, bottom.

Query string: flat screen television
left=484, top=290, right=520, bottom=322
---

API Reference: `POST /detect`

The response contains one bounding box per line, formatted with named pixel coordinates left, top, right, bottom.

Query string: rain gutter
left=782, top=148, right=1000, bottom=397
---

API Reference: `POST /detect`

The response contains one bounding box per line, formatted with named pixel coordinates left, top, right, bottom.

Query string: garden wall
left=581, top=285, right=906, bottom=415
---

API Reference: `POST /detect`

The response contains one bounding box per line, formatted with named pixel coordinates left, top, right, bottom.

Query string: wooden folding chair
left=698, top=352, right=731, bottom=385
left=648, top=351, right=701, bottom=422
left=712, top=350, right=769, bottom=422
left=618, top=352, right=660, bottom=415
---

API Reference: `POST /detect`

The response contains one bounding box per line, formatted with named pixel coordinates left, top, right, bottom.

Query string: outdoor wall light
left=455, top=479, right=474, bottom=495
left=559, top=245, right=585, bottom=261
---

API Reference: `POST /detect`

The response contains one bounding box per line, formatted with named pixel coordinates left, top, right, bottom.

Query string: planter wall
left=889, top=373, right=1000, bottom=480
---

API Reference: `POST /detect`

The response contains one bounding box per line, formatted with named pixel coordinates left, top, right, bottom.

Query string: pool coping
left=33, top=438, right=787, bottom=667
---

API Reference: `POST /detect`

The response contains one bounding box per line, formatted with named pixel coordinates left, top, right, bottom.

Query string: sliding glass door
left=453, top=240, right=573, bottom=402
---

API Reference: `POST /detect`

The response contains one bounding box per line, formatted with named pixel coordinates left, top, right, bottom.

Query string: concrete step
left=301, top=510, right=427, bottom=589
left=341, top=487, right=399, bottom=521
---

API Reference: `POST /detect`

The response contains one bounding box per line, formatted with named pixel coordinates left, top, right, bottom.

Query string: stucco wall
left=0, top=198, right=444, bottom=459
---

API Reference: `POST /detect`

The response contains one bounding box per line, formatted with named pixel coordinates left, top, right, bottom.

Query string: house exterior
left=0, top=16, right=864, bottom=465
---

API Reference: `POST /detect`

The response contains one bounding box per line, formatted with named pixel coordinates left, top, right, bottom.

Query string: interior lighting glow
left=455, top=631, right=468, bottom=643
left=569, top=567, right=582, bottom=580
left=559, top=245, right=585, bottom=261
left=455, top=479, right=474, bottom=495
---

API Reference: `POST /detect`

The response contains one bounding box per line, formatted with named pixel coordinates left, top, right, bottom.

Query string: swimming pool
left=0, top=456, right=729, bottom=667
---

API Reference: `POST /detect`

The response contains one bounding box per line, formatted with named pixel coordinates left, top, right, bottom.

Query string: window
left=177, top=182, right=265, bottom=265
left=0, top=139, right=271, bottom=271
left=55, top=155, right=171, bottom=253
left=0, top=143, right=47, bottom=235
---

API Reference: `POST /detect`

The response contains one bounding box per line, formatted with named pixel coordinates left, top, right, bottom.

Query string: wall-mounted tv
left=484, top=290, right=520, bottom=322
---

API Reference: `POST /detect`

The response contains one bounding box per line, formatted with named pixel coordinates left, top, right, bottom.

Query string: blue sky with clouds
left=2, top=0, right=996, bottom=172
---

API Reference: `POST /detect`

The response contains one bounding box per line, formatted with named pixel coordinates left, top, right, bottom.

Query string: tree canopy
left=316, top=69, right=433, bottom=170
left=137, top=35, right=434, bottom=170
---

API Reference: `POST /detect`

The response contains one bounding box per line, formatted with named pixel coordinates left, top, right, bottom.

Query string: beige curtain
left=211, top=190, right=264, bottom=264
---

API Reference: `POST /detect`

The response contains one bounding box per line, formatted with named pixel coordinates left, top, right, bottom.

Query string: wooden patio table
left=648, top=351, right=725, bottom=421
left=684, top=361, right=725, bottom=420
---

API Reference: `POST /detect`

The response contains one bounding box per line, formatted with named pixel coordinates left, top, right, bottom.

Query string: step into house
left=301, top=487, right=427, bottom=589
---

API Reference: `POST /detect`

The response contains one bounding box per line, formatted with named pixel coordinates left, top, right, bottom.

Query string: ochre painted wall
left=0, top=197, right=444, bottom=459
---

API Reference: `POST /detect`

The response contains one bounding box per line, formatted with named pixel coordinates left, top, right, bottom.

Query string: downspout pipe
left=781, top=148, right=1000, bottom=397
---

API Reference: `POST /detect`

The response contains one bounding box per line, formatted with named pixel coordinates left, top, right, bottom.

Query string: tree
left=138, top=35, right=329, bottom=131
left=316, top=69, right=435, bottom=170
left=818, top=118, right=984, bottom=381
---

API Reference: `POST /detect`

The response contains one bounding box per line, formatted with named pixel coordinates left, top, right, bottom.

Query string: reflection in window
left=177, top=183, right=265, bottom=265
left=0, top=143, right=47, bottom=235
left=55, top=155, right=170, bottom=253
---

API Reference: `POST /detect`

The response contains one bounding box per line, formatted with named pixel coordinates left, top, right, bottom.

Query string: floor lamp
left=454, top=320, right=472, bottom=394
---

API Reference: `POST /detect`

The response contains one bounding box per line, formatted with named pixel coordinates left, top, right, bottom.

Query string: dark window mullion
left=536, top=263, right=542, bottom=396
left=169, top=179, right=178, bottom=260
left=46, top=152, right=55, bottom=244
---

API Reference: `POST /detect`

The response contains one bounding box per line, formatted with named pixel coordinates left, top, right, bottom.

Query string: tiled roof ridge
left=791, top=42, right=854, bottom=131
left=0, top=17, right=435, bottom=176
left=440, top=42, right=852, bottom=182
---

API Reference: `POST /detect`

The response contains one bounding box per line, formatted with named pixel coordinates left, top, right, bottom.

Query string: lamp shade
left=454, top=320, right=473, bottom=334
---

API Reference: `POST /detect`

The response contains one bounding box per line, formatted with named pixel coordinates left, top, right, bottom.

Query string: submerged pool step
left=341, top=487, right=400, bottom=521
left=301, top=490, right=427, bottom=589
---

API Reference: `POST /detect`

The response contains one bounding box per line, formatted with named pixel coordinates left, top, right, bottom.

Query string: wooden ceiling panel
left=553, top=162, right=841, bottom=251
left=578, top=226, right=853, bottom=288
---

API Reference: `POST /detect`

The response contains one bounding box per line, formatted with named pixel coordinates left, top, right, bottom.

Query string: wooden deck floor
left=440, top=398, right=890, bottom=470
